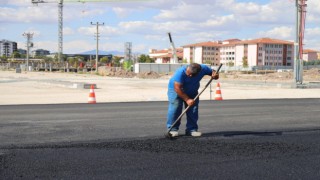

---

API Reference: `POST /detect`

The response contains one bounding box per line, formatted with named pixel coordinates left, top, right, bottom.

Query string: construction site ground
left=0, top=68, right=319, bottom=105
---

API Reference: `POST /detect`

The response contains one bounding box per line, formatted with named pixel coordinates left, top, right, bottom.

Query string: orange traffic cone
left=88, top=84, right=96, bottom=104
left=214, top=82, right=223, bottom=100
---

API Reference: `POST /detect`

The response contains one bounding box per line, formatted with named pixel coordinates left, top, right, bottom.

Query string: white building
left=182, top=38, right=294, bottom=67
left=182, top=41, right=221, bottom=65
left=220, top=39, right=242, bottom=66
left=234, top=38, right=294, bottom=67
left=149, top=48, right=183, bottom=63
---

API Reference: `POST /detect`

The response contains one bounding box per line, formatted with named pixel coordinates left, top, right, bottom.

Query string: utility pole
left=294, top=0, right=307, bottom=85
left=22, top=32, right=34, bottom=71
left=91, top=22, right=104, bottom=72
left=31, top=0, right=152, bottom=64
left=58, top=0, right=63, bottom=63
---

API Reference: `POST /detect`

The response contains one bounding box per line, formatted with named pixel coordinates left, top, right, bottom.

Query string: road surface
left=1, top=99, right=319, bottom=179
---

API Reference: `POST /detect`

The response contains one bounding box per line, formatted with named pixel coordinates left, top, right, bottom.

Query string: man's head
left=186, top=63, right=201, bottom=77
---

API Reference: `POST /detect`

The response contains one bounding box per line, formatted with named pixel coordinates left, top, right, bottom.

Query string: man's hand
left=212, top=70, right=219, bottom=80
left=186, top=98, right=195, bottom=106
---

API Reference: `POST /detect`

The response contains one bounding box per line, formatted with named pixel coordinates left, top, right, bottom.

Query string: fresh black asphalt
left=0, top=99, right=319, bottom=179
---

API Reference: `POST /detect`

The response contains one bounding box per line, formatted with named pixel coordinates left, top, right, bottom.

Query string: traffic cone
left=214, top=82, right=223, bottom=100
left=88, top=84, right=96, bottom=104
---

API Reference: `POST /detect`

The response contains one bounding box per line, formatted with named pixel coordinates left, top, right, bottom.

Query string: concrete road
left=0, top=99, right=320, bottom=179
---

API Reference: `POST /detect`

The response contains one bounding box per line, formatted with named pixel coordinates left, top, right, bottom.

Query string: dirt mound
left=220, top=68, right=319, bottom=82
left=136, top=71, right=161, bottom=79
left=304, top=68, right=320, bottom=81
left=98, top=67, right=161, bottom=79
left=98, top=67, right=136, bottom=78
left=98, top=66, right=319, bottom=81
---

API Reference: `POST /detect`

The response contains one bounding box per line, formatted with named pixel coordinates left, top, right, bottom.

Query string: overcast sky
left=1, top=0, right=319, bottom=54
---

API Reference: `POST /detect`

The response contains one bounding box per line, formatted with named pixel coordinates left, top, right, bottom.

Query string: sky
left=1, top=0, right=319, bottom=55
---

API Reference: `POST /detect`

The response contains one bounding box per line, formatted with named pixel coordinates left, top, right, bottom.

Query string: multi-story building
left=18, top=49, right=27, bottom=55
left=303, top=49, right=319, bottom=61
left=220, top=39, right=241, bottom=66
left=166, top=37, right=296, bottom=68
left=32, top=49, right=50, bottom=57
left=182, top=41, right=221, bottom=65
left=234, top=38, right=294, bottom=67
left=0, top=39, right=17, bottom=57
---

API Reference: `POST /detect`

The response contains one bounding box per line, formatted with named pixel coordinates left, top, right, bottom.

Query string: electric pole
left=294, top=0, right=307, bottom=85
left=58, top=0, right=63, bottom=63
left=22, top=32, right=34, bottom=71
left=91, top=22, right=104, bottom=72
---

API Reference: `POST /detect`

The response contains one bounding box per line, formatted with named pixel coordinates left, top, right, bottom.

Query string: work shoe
left=186, top=131, right=202, bottom=137
left=169, top=131, right=179, bottom=137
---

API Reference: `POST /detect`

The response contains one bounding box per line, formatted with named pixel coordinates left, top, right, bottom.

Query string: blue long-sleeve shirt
left=168, top=64, right=213, bottom=95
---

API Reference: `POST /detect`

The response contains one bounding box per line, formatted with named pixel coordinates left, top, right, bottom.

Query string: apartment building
left=182, top=41, right=221, bottom=65
left=182, top=38, right=294, bottom=67
left=220, top=39, right=242, bottom=66
left=303, top=49, right=319, bottom=61
left=32, top=49, right=50, bottom=57
left=0, top=39, right=17, bottom=57
left=234, top=38, right=294, bottom=67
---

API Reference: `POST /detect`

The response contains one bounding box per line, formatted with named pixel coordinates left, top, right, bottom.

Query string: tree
left=242, top=56, right=248, bottom=68
left=100, top=56, right=110, bottom=64
left=43, top=56, right=53, bottom=63
left=112, top=56, right=121, bottom=67
left=138, top=54, right=154, bottom=63
left=183, top=58, right=188, bottom=64
left=227, top=61, right=234, bottom=67
left=54, top=53, right=67, bottom=62
left=11, top=51, right=21, bottom=58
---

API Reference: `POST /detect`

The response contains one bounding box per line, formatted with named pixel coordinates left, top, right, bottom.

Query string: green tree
left=54, top=54, right=67, bottom=62
left=67, top=57, right=77, bottom=67
left=183, top=58, right=188, bottom=63
left=242, top=56, right=248, bottom=68
left=112, top=56, right=121, bottom=67
left=138, top=54, right=147, bottom=63
left=123, top=60, right=133, bottom=70
left=100, top=56, right=110, bottom=63
left=11, top=51, right=21, bottom=58
left=227, top=61, right=234, bottom=67
left=43, top=56, right=53, bottom=63
left=138, top=54, right=154, bottom=63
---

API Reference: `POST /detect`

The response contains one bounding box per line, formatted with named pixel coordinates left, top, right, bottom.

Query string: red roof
left=183, top=41, right=222, bottom=47
left=235, top=38, right=294, bottom=45
left=303, top=49, right=319, bottom=53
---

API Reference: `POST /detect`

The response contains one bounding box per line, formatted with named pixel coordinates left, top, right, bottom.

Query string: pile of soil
left=98, top=66, right=319, bottom=81
left=136, top=71, right=161, bottom=79
left=221, top=69, right=319, bottom=82
left=98, top=66, right=161, bottom=79
left=303, top=68, right=320, bottom=81
left=98, top=67, right=136, bottom=78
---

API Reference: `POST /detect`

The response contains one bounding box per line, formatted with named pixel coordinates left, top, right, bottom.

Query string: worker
left=166, top=63, right=219, bottom=137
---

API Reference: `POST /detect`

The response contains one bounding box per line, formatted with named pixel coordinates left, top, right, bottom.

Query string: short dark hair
left=189, top=63, right=201, bottom=75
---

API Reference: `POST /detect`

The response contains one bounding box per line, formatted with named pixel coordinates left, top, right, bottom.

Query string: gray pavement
left=0, top=99, right=319, bottom=179
left=0, top=99, right=319, bottom=146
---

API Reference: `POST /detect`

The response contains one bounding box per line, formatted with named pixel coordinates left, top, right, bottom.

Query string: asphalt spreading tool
left=165, top=64, right=223, bottom=139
